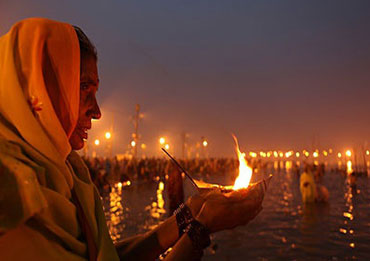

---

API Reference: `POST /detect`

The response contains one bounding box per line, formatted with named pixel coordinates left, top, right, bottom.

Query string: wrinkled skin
left=69, top=55, right=101, bottom=150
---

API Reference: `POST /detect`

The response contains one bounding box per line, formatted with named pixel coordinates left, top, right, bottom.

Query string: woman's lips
left=78, top=127, right=88, bottom=140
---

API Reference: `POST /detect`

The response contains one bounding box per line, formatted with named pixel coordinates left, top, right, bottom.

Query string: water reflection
left=102, top=165, right=369, bottom=260
left=343, top=175, right=356, bottom=252
left=106, top=183, right=125, bottom=242
left=146, top=181, right=166, bottom=220
left=347, top=160, right=353, bottom=175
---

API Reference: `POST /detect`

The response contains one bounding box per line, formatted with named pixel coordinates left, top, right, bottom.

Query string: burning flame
left=232, top=135, right=253, bottom=190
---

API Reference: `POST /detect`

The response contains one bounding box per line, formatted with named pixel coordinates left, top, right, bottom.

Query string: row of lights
left=93, top=134, right=208, bottom=152
left=94, top=134, right=363, bottom=160
left=248, top=149, right=358, bottom=159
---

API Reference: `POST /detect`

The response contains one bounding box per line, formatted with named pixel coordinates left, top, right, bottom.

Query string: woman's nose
left=91, top=98, right=101, bottom=120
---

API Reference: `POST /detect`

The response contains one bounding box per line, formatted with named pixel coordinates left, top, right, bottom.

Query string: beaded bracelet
left=174, top=203, right=194, bottom=237
left=184, top=219, right=211, bottom=259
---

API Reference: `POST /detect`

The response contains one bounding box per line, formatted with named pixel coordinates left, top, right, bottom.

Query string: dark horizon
left=2, top=0, right=370, bottom=157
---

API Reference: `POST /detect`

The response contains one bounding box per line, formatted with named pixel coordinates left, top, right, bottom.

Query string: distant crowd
left=82, top=156, right=356, bottom=194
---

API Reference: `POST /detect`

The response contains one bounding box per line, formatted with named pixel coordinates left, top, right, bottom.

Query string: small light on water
left=346, top=161, right=353, bottom=175
left=350, top=243, right=355, bottom=248
left=343, top=212, right=353, bottom=220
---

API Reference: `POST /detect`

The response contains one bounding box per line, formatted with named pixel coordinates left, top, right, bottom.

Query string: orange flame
left=232, top=135, right=253, bottom=190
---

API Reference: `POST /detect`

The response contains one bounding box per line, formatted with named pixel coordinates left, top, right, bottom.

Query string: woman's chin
left=69, top=135, right=85, bottom=150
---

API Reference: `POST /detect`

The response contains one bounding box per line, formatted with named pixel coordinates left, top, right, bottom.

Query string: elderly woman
left=0, top=18, right=263, bottom=260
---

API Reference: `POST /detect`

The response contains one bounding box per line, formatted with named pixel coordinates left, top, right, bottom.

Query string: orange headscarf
left=0, top=17, right=80, bottom=165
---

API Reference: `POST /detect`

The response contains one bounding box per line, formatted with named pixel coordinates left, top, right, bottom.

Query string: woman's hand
left=195, top=189, right=263, bottom=233
left=185, top=193, right=207, bottom=217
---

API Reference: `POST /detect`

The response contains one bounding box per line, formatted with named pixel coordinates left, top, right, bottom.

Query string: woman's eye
left=80, top=83, right=89, bottom=90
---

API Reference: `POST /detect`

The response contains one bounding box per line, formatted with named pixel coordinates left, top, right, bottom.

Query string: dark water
left=103, top=163, right=370, bottom=260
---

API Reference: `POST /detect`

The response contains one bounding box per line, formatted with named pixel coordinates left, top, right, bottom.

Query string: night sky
left=2, top=0, right=370, bottom=157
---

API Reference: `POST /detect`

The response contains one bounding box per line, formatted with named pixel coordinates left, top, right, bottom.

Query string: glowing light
left=366, top=150, right=370, bottom=156
left=117, top=182, right=123, bottom=189
left=285, top=151, right=293, bottom=158
left=296, top=152, right=300, bottom=157
left=338, top=153, right=342, bottom=158
left=286, top=161, right=292, bottom=170
left=350, top=243, right=355, bottom=248
left=94, top=139, right=100, bottom=146
left=279, top=152, right=284, bottom=158
left=339, top=228, right=347, bottom=234
left=304, top=151, right=309, bottom=157
left=159, top=137, right=165, bottom=145
left=273, top=151, right=278, bottom=158
left=131, top=140, right=136, bottom=147
left=346, top=150, right=352, bottom=157
left=329, top=149, right=333, bottom=154
left=141, top=143, right=146, bottom=149
left=150, top=181, right=166, bottom=219
left=249, top=152, right=257, bottom=158
left=165, top=144, right=170, bottom=150
left=313, top=151, right=319, bottom=158
left=232, top=136, right=253, bottom=190
left=203, top=140, right=208, bottom=147
left=267, top=152, right=271, bottom=158
left=323, top=150, right=328, bottom=156
left=105, top=132, right=112, bottom=139
left=346, top=161, right=353, bottom=175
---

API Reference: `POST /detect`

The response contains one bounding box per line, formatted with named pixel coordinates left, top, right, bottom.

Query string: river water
left=103, top=162, right=370, bottom=260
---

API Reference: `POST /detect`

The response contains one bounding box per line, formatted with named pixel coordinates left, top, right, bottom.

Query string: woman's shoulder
left=0, top=138, right=46, bottom=173
left=0, top=138, right=48, bottom=232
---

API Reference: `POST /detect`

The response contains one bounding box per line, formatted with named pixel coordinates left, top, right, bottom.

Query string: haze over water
left=2, top=0, right=370, bottom=157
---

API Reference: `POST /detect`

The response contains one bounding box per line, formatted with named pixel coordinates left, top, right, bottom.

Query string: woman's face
left=69, top=55, right=101, bottom=150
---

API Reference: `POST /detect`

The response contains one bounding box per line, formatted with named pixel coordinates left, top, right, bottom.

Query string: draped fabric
left=0, top=18, right=119, bottom=260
